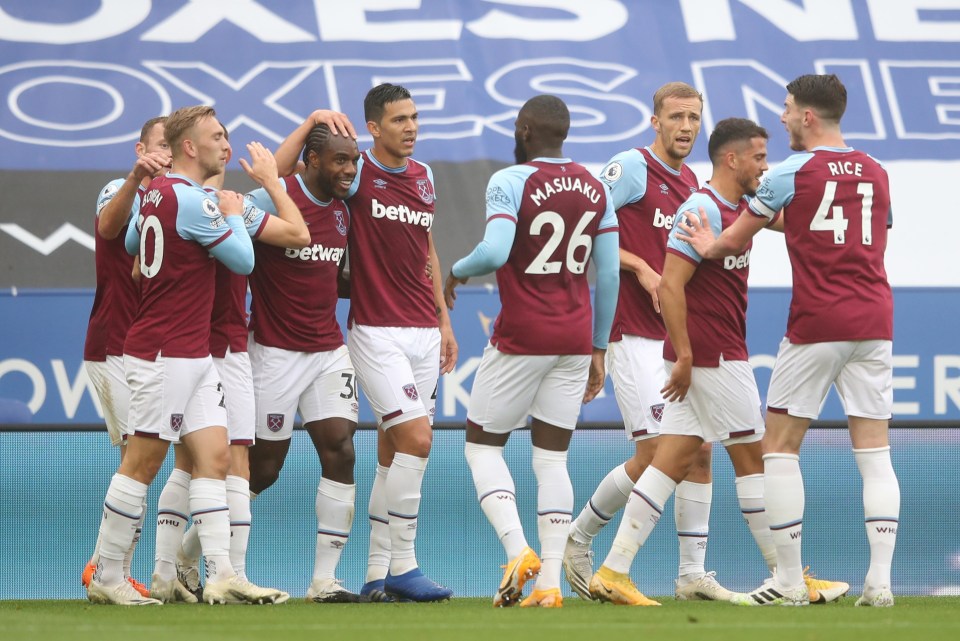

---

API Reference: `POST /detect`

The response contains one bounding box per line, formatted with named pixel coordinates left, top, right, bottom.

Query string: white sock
left=465, top=442, right=527, bottom=559
left=386, top=453, right=428, bottom=576
left=604, top=466, right=676, bottom=575
left=225, top=475, right=251, bottom=581
left=96, top=474, right=148, bottom=587
left=154, top=468, right=191, bottom=581
left=675, top=480, right=711, bottom=581
left=570, top=463, right=633, bottom=544
left=123, top=495, right=147, bottom=579
left=190, top=477, right=233, bottom=583
left=366, top=464, right=390, bottom=583
left=181, top=523, right=201, bottom=565
left=854, top=446, right=900, bottom=589
left=531, top=447, right=573, bottom=590
left=763, top=453, right=804, bottom=589
left=314, top=478, right=356, bottom=582
left=735, top=473, right=777, bottom=572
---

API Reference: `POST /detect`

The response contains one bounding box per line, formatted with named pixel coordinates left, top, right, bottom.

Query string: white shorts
left=213, top=348, right=255, bottom=446
left=348, top=324, right=440, bottom=430
left=250, top=340, right=358, bottom=441
left=607, top=336, right=667, bottom=441
left=124, top=354, right=227, bottom=443
left=766, top=339, right=893, bottom=420
left=466, top=344, right=591, bottom=434
left=85, top=356, right=131, bottom=446
left=660, top=358, right=765, bottom=445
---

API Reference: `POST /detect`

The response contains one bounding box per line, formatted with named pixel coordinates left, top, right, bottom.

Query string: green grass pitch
left=2, top=597, right=959, bottom=641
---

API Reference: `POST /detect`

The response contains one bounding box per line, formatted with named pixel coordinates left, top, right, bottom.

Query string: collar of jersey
left=703, top=183, right=737, bottom=209
left=166, top=172, right=202, bottom=188
left=644, top=146, right=683, bottom=176
left=295, top=174, right=333, bottom=207
left=810, top=145, right=854, bottom=153
left=365, top=150, right=409, bottom=174
left=529, top=157, right=572, bottom=164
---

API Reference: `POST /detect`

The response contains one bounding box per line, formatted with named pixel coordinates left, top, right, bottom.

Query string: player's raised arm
left=206, top=190, right=255, bottom=275
left=99, top=151, right=169, bottom=240
left=240, top=142, right=310, bottom=248
left=275, top=110, right=357, bottom=176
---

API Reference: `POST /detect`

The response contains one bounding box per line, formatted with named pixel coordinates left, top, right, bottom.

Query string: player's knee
left=319, top=433, right=356, bottom=469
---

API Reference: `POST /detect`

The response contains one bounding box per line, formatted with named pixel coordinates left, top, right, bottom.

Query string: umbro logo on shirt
left=373, top=179, right=388, bottom=189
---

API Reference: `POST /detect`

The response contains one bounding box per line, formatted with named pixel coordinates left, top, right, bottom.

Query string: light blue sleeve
left=95, top=178, right=126, bottom=217
left=244, top=186, right=278, bottom=216
left=748, top=152, right=812, bottom=220
left=173, top=183, right=255, bottom=274
left=451, top=218, right=516, bottom=278
left=667, top=194, right=722, bottom=263
left=597, top=182, right=618, bottom=231
left=346, top=155, right=364, bottom=199
left=207, top=217, right=256, bottom=275
left=592, top=230, right=620, bottom=349
left=451, top=166, right=533, bottom=278
left=124, top=212, right=141, bottom=256
left=596, top=148, right=647, bottom=209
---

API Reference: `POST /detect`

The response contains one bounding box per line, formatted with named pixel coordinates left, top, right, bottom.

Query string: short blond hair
left=653, top=82, right=703, bottom=116
left=164, top=105, right=217, bottom=158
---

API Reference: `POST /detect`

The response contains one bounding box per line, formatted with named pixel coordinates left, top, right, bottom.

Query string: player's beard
left=514, top=132, right=527, bottom=164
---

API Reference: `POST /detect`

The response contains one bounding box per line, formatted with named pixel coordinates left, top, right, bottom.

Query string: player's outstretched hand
left=310, top=109, right=358, bottom=139
left=583, top=348, right=606, bottom=403
left=443, top=271, right=468, bottom=310
left=660, top=358, right=691, bottom=403
left=439, top=323, right=459, bottom=374
left=675, top=207, right=715, bottom=256
left=239, top=142, right=279, bottom=185
left=132, top=151, right=171, bottom=181
left=217, top=190, right=244, bottom=216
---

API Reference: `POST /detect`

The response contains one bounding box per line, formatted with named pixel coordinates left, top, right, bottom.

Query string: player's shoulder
left=491, top=163, right=538, bottom=184
left=598, top=147, right=646, bottom=183
left=98, top=177, right=125, bottom=199
left=405, top=157, right=433, bottom=178
left=773, top=151, right=817, bottom=177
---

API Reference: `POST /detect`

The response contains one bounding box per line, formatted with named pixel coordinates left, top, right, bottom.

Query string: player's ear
left=366, top=120, right=380, bottom=139
left=135, top=141, right=146, bottom=156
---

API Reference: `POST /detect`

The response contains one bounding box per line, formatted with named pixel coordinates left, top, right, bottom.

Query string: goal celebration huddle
left=81, top=75, right=897, bottom=609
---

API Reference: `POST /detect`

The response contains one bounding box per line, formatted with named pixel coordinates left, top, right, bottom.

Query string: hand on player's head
left=311, top=109, right=358, bottom=139
left=217, top=189, right=244, bottom=216
left=238, top=142, right=279, bottom=185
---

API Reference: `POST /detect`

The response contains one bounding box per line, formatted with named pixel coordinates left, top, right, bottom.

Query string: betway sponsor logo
left=723, top=248, right=751, bottom=270
left=652, top=208, right=675, bottom=229
left=371, top=199, right=433, bottom=228
left=284, top=244, right=344, bottom=262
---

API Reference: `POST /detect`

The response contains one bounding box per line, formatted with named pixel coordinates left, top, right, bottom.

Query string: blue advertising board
left=2, top=287, right=958, bottom=424
left=0, top=1, right=958, bottom=170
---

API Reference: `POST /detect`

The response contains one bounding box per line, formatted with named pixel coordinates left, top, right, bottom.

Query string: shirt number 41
left=809, top=181, right=874, bottom=246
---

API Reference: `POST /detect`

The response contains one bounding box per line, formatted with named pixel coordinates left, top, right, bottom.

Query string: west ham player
left=81, top=116, right=170, bottom=597
left=589, top=118, right=769, bottom=605
left=444, top=95, right=619, bottom=609
left=563, top=82, right=731, bottom=602
left=346, top=84, right=457, bottom=602
left=679, top=74, right=897, bottom=607
left=245, top=124, right=368, bottom=603
left=151, top=131, right=312, bottom=603
left=86, top=105, right=284, bottom=606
